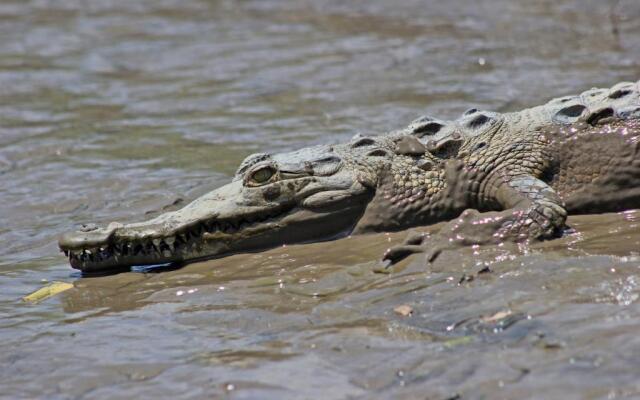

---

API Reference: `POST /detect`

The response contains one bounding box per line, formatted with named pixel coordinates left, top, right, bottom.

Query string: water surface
left=1, top=0, right=640, bottom=398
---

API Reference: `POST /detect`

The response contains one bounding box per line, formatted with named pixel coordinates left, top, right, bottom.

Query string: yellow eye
left=250, top=167, right=276, bottom=184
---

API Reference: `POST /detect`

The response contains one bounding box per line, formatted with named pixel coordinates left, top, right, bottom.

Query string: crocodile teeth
left=205, top=221, right=218, bottom=232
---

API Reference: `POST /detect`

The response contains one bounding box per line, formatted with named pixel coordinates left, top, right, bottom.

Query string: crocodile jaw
left=58, top=179, right=372, bottom=273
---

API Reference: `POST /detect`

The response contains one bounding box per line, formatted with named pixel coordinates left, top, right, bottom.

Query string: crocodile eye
left=248, top=166, right=277, bottom=186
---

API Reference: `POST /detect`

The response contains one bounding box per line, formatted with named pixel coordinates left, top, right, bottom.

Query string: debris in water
left=443, top=336, right=473, bottom=349
left=482, top=310, right=512, bottom=323
left=23, top=281, right=74, bottom=303
left=394, top=304, right=413, bottom=316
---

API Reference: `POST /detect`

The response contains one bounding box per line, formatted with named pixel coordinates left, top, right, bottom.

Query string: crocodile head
left=58, top=141, right=403, bottom=273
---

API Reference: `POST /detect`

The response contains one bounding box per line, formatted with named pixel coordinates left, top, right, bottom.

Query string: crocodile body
left=59, top=80, right=640, bottom=273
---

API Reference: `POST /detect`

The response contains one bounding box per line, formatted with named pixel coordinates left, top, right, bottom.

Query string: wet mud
left=2, top=0, right=640, bottom=398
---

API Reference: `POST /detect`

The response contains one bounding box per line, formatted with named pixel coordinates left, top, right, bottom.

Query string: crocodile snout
left=58, top=226, right=116, bottom=250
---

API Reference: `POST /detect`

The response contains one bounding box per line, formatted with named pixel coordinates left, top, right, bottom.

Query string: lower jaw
left=69, top=253, right=183, bottom=274
left=70, top=203, right=370, bottom=274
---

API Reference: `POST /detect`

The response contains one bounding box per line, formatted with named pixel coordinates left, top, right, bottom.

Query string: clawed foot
left=382, top=231, right=451, bottom=267
left=381, top=204, right=566, bottom=269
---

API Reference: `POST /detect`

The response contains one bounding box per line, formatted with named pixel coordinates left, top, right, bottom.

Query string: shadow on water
left=1, top=0, right=640, bottom=398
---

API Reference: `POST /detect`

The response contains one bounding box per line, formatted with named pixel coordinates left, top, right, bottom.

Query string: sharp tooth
left=85, top=249, right=92, bottom=255
left=162, top=249, right=172, bottom=257
left=166, top=236, right=175, bottom=245
left=152, top=238, right=161, bottom=246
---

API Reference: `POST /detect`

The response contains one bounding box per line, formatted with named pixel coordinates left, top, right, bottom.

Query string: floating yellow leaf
left=23, top=281, right=74, bottom=303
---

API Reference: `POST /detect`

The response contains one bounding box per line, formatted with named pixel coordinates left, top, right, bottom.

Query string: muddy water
left=1, top=0, right=640, bottom=398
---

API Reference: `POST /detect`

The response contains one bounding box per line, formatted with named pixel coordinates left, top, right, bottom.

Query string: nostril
left=79, top=223, right=98, bottom=232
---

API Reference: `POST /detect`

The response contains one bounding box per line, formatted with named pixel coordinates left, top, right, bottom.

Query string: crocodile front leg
left=383, top=172, right=568, bottom=265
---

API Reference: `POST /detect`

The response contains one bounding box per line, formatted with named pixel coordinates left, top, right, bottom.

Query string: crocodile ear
left=426, top=133, right=464, bottom=159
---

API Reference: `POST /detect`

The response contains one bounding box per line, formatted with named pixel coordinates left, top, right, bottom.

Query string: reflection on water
left=1, top=0, right=640, bottom=398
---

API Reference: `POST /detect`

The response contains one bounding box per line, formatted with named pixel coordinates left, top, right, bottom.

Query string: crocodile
left=59, top=80, right=640, bottom=273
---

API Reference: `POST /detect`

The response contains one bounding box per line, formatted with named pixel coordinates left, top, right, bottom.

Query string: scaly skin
left=58, top=80, right=640, bottom=273
left=383, top=118, right=640, bottom=264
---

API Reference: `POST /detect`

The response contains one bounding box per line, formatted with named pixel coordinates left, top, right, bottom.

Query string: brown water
left=1, top=0, right=640, bottom=398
